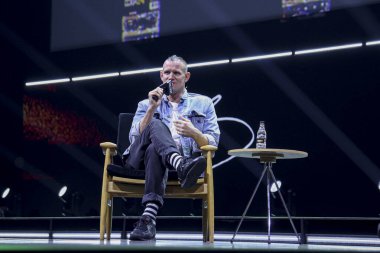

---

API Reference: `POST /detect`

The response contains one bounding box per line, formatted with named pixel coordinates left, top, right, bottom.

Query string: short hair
left=164, top=55, right=188, bottom=72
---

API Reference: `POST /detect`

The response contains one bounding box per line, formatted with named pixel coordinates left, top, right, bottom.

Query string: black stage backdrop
left=1, top=1, right=380, bottom=219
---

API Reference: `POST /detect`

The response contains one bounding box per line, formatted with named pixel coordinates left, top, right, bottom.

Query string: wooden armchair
left=99, top=113, right=217, bottom=242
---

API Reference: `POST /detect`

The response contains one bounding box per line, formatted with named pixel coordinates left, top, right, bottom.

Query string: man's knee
left=143, top=118, right=170, bottom=137
left=148, top=118, right=164, bottom=129
left=140, top=118, right=165, bottom=137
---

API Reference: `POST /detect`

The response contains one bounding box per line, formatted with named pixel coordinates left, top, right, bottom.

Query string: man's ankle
left=167, top=152, right=183, bottom=170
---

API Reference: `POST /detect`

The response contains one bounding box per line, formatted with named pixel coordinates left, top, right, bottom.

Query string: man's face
left=160, top=60, right=190, bottom=94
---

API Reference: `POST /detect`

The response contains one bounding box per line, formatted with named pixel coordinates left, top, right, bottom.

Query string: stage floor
left=0, top=232, right=380, bottom=252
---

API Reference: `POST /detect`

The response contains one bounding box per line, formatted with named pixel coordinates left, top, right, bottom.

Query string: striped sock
left=168, top=152, right=183, bottom=171
left=142, top=202, right=159, bottom=226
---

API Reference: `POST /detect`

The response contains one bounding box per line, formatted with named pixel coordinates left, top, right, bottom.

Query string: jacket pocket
left=189, top=110, right=205, bottom=131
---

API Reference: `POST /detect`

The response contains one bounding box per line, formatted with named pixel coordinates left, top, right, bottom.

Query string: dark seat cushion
left=107, top=164, right=179, bottom=180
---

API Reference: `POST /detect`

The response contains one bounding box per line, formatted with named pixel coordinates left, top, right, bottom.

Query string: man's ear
left=185, top=72, right=191, bottom=82
left=160, top=70, right=164, bottom=82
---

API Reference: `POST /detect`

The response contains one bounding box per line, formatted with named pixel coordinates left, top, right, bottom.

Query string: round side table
left=228, top=148, right=308, bottom=244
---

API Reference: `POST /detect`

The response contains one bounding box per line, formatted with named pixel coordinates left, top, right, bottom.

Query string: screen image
left=282, top=0, right=331, bottom=18
left=122, top=0, right=160, bottom=42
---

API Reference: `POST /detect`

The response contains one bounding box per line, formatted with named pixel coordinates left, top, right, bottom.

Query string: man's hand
left=173, top=116, right=198, bottom=138
left=174, top=116, right=209, bottom=147
left=148, top=87, right=164, bottom=108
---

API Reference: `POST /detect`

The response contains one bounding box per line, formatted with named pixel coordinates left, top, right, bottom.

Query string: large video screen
left=50, top=0, right=281, bottom=51
left=51, top=0, right=380, bottom=51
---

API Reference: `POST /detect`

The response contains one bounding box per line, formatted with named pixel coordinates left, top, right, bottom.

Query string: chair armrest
left=200, top=145, right=218, bottom=151
left=100, top=142, right=117, bottom=156
left=100, top=142, right=117, bottom=149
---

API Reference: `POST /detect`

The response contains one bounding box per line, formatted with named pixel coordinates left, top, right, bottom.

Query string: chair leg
left=100, top=149, right=112, bottom=240
left=106, top=196, right=113, bottom=240
left=99, top=194, right=107, bottom=240
left=207, top=196, right=215, bottom=243
left=202, top=199, right=209, bottom=242
left=204, top=150, right=215, bottom=243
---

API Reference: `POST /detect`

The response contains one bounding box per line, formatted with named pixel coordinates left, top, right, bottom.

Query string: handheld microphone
left=152, top=80, right=173, bottom=101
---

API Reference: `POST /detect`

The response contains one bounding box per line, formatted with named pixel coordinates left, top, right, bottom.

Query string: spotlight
left=58, top=186, right=71, bottom=216
left=270, top=180, right=282, bottom=193
left=1, top=187, right=10, bottom=199
left=58, top=186, right=84, bottom=216
left=58, top=186, right=67, bottom=198
left=0, top=187, right=21, bottom=217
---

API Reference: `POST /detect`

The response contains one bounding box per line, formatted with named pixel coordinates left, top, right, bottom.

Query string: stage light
left=25, top=78, right=70, bottom=86
left=120, top=67, right=162, bottom=76
left=294, top=42, right=363, bottom=55
left=0, top=187, right=10, bottom=217
left=366, top=40, right=380, bottom=46
left=1, top=187, right=10, bottom=199
left=0, top=232, right=49, bottom=239
left=270, top=180, right=282, bottom=193
left=25, top=39, right=377, bottom=86
left=71, top=72, right=119, bottom=82
left=307, top=235, right=380, bottom=245
left=58, top=186, right=71, bottom=216
left=58, top=186, right=68, bottom=198
left=187, top=59, right=230, bottom=68
left=53, top=232, right=116, bottom=239
left=231, top=52, right=292, bottom=63
left=58, top=186, right=84, bottom=216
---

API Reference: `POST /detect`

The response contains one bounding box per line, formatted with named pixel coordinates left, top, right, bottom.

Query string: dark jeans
left=124, top=119, right=179, bottom=207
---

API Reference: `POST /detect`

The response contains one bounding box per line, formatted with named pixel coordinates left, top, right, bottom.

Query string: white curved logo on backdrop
left=211, top=94, right=255, bottom=169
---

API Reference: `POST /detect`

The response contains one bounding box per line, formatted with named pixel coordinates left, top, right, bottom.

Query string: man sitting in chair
left=108, top=55, right=220, bottom=240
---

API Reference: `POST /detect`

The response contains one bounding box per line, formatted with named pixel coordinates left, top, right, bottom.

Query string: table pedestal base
left=230, top=161, right=301, bottom=244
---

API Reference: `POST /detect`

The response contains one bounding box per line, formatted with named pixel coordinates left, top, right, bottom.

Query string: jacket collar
left=163, top=88, right=188, bottom=103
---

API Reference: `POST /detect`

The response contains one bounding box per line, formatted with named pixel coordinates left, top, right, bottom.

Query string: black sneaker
left=177, top=156, right=206, bottom=188
left=129, top=215, right=156, bottom=241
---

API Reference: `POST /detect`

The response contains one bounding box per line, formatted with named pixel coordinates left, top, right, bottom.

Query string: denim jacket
left=123, top=89, right=220, bottom=158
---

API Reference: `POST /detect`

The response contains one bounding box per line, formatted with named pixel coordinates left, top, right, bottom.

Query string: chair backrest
left=117, top=113, right=134, bottom=155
